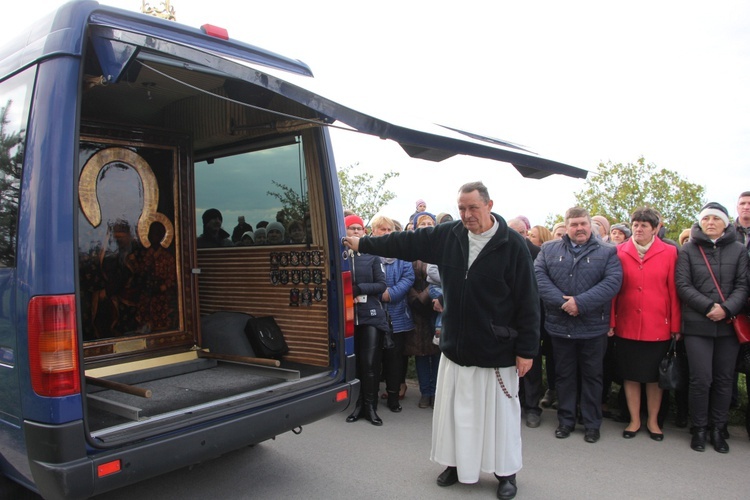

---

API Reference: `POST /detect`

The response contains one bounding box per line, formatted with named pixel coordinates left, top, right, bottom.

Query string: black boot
left=690, top=426, right=707, bottom=452
left=346, top=399, right=362, bottom=423
left=495, top=473, right=517, bottom=499
left=716, top=423, right=730, bottom=440
left=364, top=402, right=383, bottom=426
left=387, top=391, right=402, bottom=412
left=710, top=426, right=729, bottom=453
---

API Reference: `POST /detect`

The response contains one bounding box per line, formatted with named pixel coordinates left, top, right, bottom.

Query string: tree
left=574, top=157, right=705, bottom=241
left=266, top=180, right=308, bottom=227
left=337, top=163, right=399, bottom=226
left=0, top=100, right=24, bottom=267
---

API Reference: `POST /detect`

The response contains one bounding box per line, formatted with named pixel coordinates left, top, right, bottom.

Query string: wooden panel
left=197, top=245, right=330, bottom=366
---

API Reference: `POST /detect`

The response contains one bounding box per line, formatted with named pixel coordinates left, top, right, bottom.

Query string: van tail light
left=342, top=271, right=354, bottom=338
left=28, top=295, right=80, bottom=397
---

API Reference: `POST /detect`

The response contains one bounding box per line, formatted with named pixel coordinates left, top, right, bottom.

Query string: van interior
left=77, top=24, right=338, bottom=443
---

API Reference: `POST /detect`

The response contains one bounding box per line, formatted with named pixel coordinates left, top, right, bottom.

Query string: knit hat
left=241, top=230, right=255, bottom=242
left=591, top=215, right=611, bottom=235
left=698, top=202, right=730, bottom=227
left=202, top=208, right=222, bottom=225
left=416, top=199, right=426, bottom=209
left=610, top=223, right=631, bottom=239
left=267, top=221, right=286, bottom=236
left=344, top=214, right=365, bottom=229
left=413, top=211, right=437, bottom=227
left=436, top=212, right=453, bottom=224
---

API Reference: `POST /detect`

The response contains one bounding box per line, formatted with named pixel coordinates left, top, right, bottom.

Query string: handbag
left=658, top=337, right=687, bottom=391
left=382, top=305, right=395, bottom=349
left=698, top=247, right=750, bottom=344
left=244, top=316, right=289, bottom=359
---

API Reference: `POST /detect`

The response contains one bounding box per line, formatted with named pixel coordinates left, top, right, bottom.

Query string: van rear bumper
left=25, top=379, right=359, bottom=500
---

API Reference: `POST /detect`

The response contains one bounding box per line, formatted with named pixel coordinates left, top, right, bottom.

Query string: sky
left=5, top=0, right=750, bottom=227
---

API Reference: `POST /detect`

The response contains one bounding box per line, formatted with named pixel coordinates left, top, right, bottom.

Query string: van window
left=0, top=67, right=35, bottom=268
left=195, top=135, right=311, bottom=246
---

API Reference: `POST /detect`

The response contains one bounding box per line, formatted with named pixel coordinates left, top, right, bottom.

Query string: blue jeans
left=415, top=353, right=440, bottom=397
left=428, top=285, right=442, bottom=330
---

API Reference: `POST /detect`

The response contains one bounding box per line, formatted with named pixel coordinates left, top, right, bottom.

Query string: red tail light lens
left=28, top=295, right=80, bottom=397
left=201, top=24, right=229, bottom=40
left=342, top=271, right=354, bottom=338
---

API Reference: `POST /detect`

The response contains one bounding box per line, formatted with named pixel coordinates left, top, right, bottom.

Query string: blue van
left=0, top=1, right=585, bottom=498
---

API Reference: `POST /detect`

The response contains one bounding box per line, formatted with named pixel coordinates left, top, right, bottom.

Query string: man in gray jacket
left=535, top=206, right=622, bottom=443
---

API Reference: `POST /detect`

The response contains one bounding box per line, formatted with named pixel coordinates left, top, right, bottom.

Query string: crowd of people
left=341, top=187, right=750, bottom=500
left=197, top=210, right=311, bottom=248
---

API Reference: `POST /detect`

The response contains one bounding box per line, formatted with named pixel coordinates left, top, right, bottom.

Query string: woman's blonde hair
left=678, top=228, right=691, bottom=246
left=531, top=225, right=553, bottom=244
left=370, top=215, right=394, bottom=231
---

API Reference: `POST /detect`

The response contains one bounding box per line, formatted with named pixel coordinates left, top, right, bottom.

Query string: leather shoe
left=387, top=393, right=402, bottom=413
left=710, top=427, right=729, bottom=453
left=691, top=427, right=707, bottom=452
left=525, top=412, right=541, bottom=428
left=554, top=425, right=573, bottom=439
left=345, top=400, right=362, bottom=423
left=436, top=466, right=458, bottom=487
left=622, top=429, right=639, bottom=439
left=584, top=428, right=600, bottom=443
left=496, top=474, right=517, bottom=500
left=649, top=430, right=664, bottom=442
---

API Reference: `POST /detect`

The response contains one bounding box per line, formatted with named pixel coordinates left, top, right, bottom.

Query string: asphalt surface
left=3, top=379, right=749, bottom=499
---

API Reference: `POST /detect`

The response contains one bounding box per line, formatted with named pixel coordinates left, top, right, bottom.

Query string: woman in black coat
left=344, top=214, right=390, bottom=426
left=676, top=202, right=749, bottom=453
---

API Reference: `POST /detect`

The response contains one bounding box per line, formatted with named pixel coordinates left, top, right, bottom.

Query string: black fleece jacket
left=358, top=214, right=540, bottom=368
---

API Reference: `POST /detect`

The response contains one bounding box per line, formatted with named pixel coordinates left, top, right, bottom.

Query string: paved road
left=3, top=380, right=749, bottom=499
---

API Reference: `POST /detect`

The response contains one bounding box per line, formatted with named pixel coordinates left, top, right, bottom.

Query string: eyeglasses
left=347, top=226, right=364, bottom=231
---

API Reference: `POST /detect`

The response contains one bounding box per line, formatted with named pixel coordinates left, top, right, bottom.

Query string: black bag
left=244, top=316, right=289, bottom=359
left=658, top=338, right=687, bottom=391
left=383, top=305, right=395, bottom=349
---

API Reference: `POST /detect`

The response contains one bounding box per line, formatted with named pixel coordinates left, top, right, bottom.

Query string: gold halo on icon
left=79, top=147, right=173, bottom=248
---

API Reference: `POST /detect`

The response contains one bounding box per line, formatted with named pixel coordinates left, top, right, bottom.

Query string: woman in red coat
left=609, top=207, right=681, bottom=441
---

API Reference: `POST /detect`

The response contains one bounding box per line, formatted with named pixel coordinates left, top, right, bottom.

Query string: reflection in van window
left=0, top=67, right=35, bottom=268
left=195, top=135, right=310, bottom=246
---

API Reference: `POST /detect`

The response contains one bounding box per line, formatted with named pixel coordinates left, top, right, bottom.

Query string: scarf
left=633, top=236, right=655, bottom=259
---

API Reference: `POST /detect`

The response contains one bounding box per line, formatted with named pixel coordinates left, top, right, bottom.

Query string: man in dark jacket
left=535, top=206, right=622, bottom=444
left=343, top=181, right=538, bottom=500
left=736, top=191, right=750, bottom=252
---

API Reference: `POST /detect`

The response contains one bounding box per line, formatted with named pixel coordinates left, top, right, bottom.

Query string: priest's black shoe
left=436, top=466, right=458, bottom=487
left=496, top=474, right=517, bottom=500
